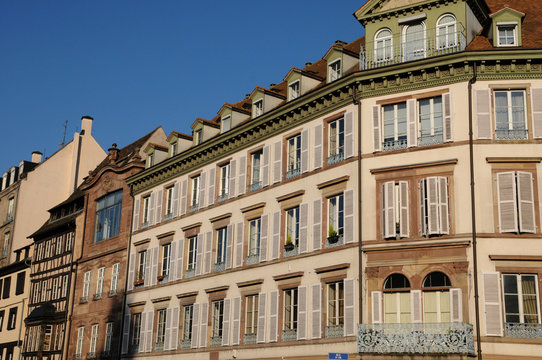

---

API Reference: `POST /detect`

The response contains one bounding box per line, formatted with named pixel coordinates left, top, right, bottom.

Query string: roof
left=29, top=208, right=82, bottom=239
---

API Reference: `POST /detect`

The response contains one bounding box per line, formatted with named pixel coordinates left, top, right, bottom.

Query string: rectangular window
left=76, top=327, right=84, bottom=358
left=104, top=322, right=113, bottom=352
left=147, top=153, right=154, bottom=168
left=89, top=324, right=98, bottom=356
left=7, top=197, right=14, bottom=222
left=0, top=310, right=4, bottom=331
left=156, top=309, right=167, bottom=347
left=215, top=227, right=227, bottom=268
left=160, top=243, right=171, bottom=280
left=94, top=190, right=123, bottom=242
left=212, top=300, right=225, bottom=339
left=182, top=305, right=194, bottom=342
left=328, top=194, right=344, bottom=245
left=142, top=196, right=150, bottom=227
left=289, top=81, right=300, bottom=100
left=422, top=290, right=450, bottom=323
left=418, top=96, right=444, bottom=145
left=41, top=280, right=47, bottom=302
left=52, top=277, right=59, bottom=300
left=66, top=232, right=73, bottom=251
left=283, top=288, right=298, bottom=331
left=195, top=129, right=202, bottom=145
left=503, top=274, right=540, bottom=324
left=498, top=24, right=517, bottom=46
left=381, top=181, right=409, bottom=239
left=384, top=292, right=411, bottom=323
left=253, top=99, right=263, bottom=117
left=250, top=150, right=263, bottom=191
left=382, top=102, right=407, bottom=150
left=15, top=272, right=25, bottom=296
left=419, top=177, right=450, bottom=237
left=245, top=295, right=259, bottom=335
left=130, top=313, right=142, bottom=350
left=95, top=267, right=105, bottom=298
left=7, top=307, right=16, bottom=330
left=286, top=206, right=300, bottom=247
left=62, top=274, right=69, bottom=298
left=32, top=282, right=39, bottom=303
left=170, top=142, right=177, bottom=157
left=2, top=233, right=9, bottom=258
left=44, top=240, right=50, bottom=259
left=248, top=218, right=261, bottom=261
left=329, top=59, right=341, bottom=82
left=286, top=134, right=301, bottom=179
left=56, top=235, right=63, bottom=255
left=221, top=115, right=231, bottom=133
left=327, top=281, right=344, bottom=326
left=137, top=251, right=147, bottom=282
left=186, top=236, right=198, bottom=272
left=110, top=263, right=119, bottom=295
left=496, top=171, right=536, bottom=234
left=328, top=117, right=344, bottom=165
left=494, top=90, right=527, bottom=139
left=165, top=187, right=174, bottom=218
left=2, top=276, right=10, bottom=300
left=43, top=325, right=52, bottom=351
left=82, top=271, right=91, bottom=301
left=190, top=176, right=200, bottom=210
left=218, top=164, right=230, bottom=201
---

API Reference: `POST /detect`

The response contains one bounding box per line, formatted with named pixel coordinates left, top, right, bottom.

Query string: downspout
left=353, top=83, right=363, bottom=328
left=16, top=297, right=26, bottom=360
left=468, top=62, right=483, bottom=360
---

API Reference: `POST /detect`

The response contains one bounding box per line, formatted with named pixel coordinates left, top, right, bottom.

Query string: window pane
left=511, top=91, right=526, bottom=129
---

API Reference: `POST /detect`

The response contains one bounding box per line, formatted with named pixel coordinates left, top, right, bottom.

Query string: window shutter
left=145, top=311, right=154, bottom=352
left=121, top=311, right=131, bottom=354
left=297, top=285, right=307, bottom=340
left=260, top=214, right=268, bottom=262
left=127, top=253, right=135, bottom=291
left=410, top=290, right=422, bottom=323
left=383, top=181, right=395, bottom=238
left=344, top=278, right=355, bottom=336
left=271, top=211, right=281, bottom=260
left=517, top=171, right=536, bottom=233
left=176, top=239, right=184, bottom=280
left=172, top=181, right=179, bottom=217
left=301, top=129, right=309, bottom=173
left=208, top=168, right=216, bottom=206
left=232, top=297, right=241, bottom=345
left=475, top=88, right=492, bottom=139
left=191, top=303, right=200, bottom=348
left=133, top=198, right=140, bottom=232
left=371, top=291, right=383, bottom=324
left=222, top=298, right=231, bottom=346
left=199, top=302, right=208, bottom=348
left=419, top=179, right=426, bottom=236
left=407, top=98, right=418, bottom=147
left=427, top=177, right=440, bottom=235
left=195, top=234, right=203, bottom=276
left=235, top=222, right=244, bottom=268
left=226, top=224, right=234, bottom=269
left=312, top=199, right=322, bottom=251
left=314, top=124, right=323, bottom=169
left=299, top=203, right=308, bottom=253
left=482, top=272, right=503, bottom=336
left=257, top=292, right=267, bottom=343
left=170, top=306, right=180, bottom=350
left=164, top=307, right=172, bottom=350
left=398, top=181, right=409, bottom=237
left=450, top=288, right=462, bottom=322
left=344, top=189, right=355, bottom=244
left=138, top=311, right=147, bottom=353
left=372, top=105, right=382, bottom=152
left=144, top=250, right=151, bottom=287
left=261, top=145, right=270, bottom=188
left=269, top=290, right=279, bottom=342
left=531, top=87, right=542, bottom=138
left=238, top=155, right=247, bottom=195
left=156, top=189, right=163, bottom=224
left=273, top=141, right=282, bottom=183
left=311, top=284, right=321, bottom=339
left=169, top=240, right=176, bottom=281
left=199, top=171, right=207, bottom=208
left=443, top=92, right=453, bottom=142
left=151, top=247, right=159, bottom=286
left=204, top=232, right=212, bottom=275
left=180, top=179, right=188, bottom=216
left=438, top=177, right=450, bottom=234
left=149, top=192, right=155, bottom=226
left=344, top=110, right=354, bottom=158
left=497, top=172, right=518, bottom=233
left=229, top=159, right=237, bottom=198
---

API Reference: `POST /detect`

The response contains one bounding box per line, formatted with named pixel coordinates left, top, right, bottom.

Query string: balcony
left=141, top=221, right=149, bottom=229
left=244, top=332, right=257, bottom=345
left=154, top=342, right=164, bottom=352
left=80, top=296, right=88, bottom=303
left=327, top=151, right=344, bottom=166
left=383, top=138, right=407, bottom=151
left=164, top=212, right=173, bottom=221
left=282, top=328, right=297, bottom=342
left=326, top=234, right=344, bottom=249
left=218, top=193, right=229, bottom=203
left=180, top=338, right=191, bottom=349
left=496, top=129, right=528, bottom=140
left=357, top=322, right=474, bottom=355
left=249, top=181, right=263, bottom=192
left=246, top=253, right=259, bottom=265
left=286, top=166, right=301, bottom=180
left=418, top=133, right=444, bottom=146
left=93, top=293, right=102, bottom=300
left=108, top=290, right=117, bottom=297
left=505, top=322, right=542, bottom=338
left=360, top=24, right=466, bottom=70
left=210, top=335, right=222, bottom=347
left=326, top=324, right=344, bottom=338
left=284, top=244, right=299, bottom=258
left=214, top=261, right=226, bottom=273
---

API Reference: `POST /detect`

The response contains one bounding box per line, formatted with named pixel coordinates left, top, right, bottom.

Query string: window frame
left=253, top=99, right=263, bottom=117
left=283, top=287, right=298, bottom=331
left=327, top=281, right=344, bottom=326
left=328, top=116, right=345, bottom=164
left=89, top=323, right=99, bottom=356
left=215, top=227, right=227, bottom=267
left=286, top=134, right=301, bottom=179
left=137, top=250, right=147, bottom=282
left=250, top=149, right=263, bottom=191
left=402, top=21, right=426, bottom=61
left=285, top=206, right=300, bottom=247
left=156, top=309, right=167, bottom=346
left=221, top=115, right=231, bottom=133
left=165, top=186, right=174, bottom=217
left=76, top=326, right=85, bottom=358
left=328, top=59, right=341, bottom=82
left=130, top=313, right=142, bottom=349
left=190, top=175, right=201, bottom=210
left=181, top=304, right=194, bottom=342
left=245, top=294, right=259, bottom=335
left=186, top=236, right=198, bottom=271
left=96, top=267, right=105, bottom=298
left=104, top=322, right=114, bottom=352
left=493, top=89, right=528, bottom=140
left=328, top=193, right=345, bottom=240
left=7, top=307, right=17, bottom=330
left=289, top=80, right=300, bottom=100
left=436, top=14, right=457, bottom=49
left=497, top=23, right=518, bottom=47
left=502, top=273, right=541, bottom=325
left=212, top=299, right=225, bottom=338
left=94, top=189, right=123, bottom=242
left=218, top=163, right=230, bottom=200
left=374, top=28, right=393, bottom=63
left=160, top=243, right=171, bottom=279
left=417, top=95, right=444, bottom=146
left=248, top=217, right=261, bottom=258
left=142, top=196, right=150, bottom=226
left=383, top=273, right=412, bottom=324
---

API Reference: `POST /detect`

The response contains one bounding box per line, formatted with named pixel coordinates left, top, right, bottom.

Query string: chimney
left=305, top=62, right=312, bottom=67
left=81, top=116, right=93, bottom=135
left=108, top=143, right=119, bottom=161
left=32, top=151, right=43, bottom=163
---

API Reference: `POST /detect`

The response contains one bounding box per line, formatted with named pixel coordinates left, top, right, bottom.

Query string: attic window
left=195, top=129, right=202, bottom=145
left=497, top=23, right=517, bottom=46
left=146, top=153, right=154, bottom=168
left=289, top=81, right=300, bottom=100
left=170, top=142, right=177, bottom=157
left=221, top=116, right=231, bottom=133
left=253, top=99, right=263, bottom=117
left=329, top=59, right=341, bottom=82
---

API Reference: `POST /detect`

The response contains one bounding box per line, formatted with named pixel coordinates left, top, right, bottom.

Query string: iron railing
left=505, top=322, right=542, bottom=338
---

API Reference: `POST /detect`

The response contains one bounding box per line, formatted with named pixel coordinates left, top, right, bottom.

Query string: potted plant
left=284, top=235, right=295, bottom=251
left=327, top=225, right=339, bottom=243
left=157, top=275, right=164, bottom=282
left=134, top=279, right=144, bottom=287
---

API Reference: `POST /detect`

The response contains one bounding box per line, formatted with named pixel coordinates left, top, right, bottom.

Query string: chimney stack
left=108, top=143, right=119, bottom=161
left=81, top=116, right=93, bottom=135
left=32, top=151, right=43, bottom=163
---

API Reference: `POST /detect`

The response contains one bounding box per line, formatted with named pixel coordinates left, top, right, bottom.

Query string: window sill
left=218, top=193, right=229, bottom=203
left=249, top=181, right=263, bottom=192
left=108, top=290, right=117, bottom=297
left=164, top=213, right=174, bottom=221
left=214, top=262, right=226, bottom=272
left=382, top=139, right=407, bottom=151
left=326, top=234, right=344, bottom=249
left=93, top=293, right=102, bottom=300
left=80, top=297, right=88, bottom=303
left=185, top=269, right=195, bottom=279
left=189, top=204, right=199, bottom=213
left=495, top=129, right=528, bottom=140
left=327, top=152, right=344, bottom=166
left=325, top=324, right=344, bottom=338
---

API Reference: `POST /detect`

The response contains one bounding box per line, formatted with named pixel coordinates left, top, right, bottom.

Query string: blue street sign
left=328, top=353, right=348, bottom=360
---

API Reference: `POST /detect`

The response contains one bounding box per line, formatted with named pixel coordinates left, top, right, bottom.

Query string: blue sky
left=0, top=0, right=366, bottom=173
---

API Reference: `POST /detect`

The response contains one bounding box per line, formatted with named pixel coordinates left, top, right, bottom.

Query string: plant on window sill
left=134, top=279, right=144, bottom=287
left=284, top=235, right=295, bottom=251
left=327, top=225, right=339, bottom=244
left=157, top=275, right=164, bottom=282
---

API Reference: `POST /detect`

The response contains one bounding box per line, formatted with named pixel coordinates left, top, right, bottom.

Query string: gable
left=380, top=0, right=426, bottom=12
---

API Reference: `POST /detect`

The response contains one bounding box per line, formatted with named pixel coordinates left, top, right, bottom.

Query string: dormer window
left=403, top=22, right=426, bottom=61
left=436, top=14, right=457, bottom=49
left=375, top=28, right=393, bottom=62
left=329, top=59, right=341, bottom=82
left=195, top=129, right=202, bottom=145
left=170, top=142, right=177, bottom=157
left=289, top=81, right=300, bottom=100
left=221, top=116, right=231, bottom=133
left=253, top=99, right=263, bottom=117
left=146, top=153, right=154, bottom=168
left=497, top=23, right=517, bottom=46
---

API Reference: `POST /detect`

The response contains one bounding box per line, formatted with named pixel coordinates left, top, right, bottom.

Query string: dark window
left=0, top=309, right=5, bottom=331
left=16, top=272, right=25, bottom=295
left=7, top=307, right=16, bottom=330
left=94, top=190, right=123, bottom=242
left=384, top=274, right=410, bottom=290
left=2, top=276, right=10, bottom=299
left=423, top=272, right=451, bottom=288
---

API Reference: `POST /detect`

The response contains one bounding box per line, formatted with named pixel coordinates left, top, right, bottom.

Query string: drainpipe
left=468, top=62, right=482, bottom=360
left=16, top=297, right=26, bottom=360
left=352, top=83, right=363, bottom=328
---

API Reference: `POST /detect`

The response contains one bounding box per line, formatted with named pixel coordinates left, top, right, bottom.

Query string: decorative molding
left=276, top=190, right=305, bottom=203
left=181, top=222, right=202, bottom=232
left=314, top=263, right=350, bottom=274
left=151, top=296, right=171, bottom=304
left=273, top=271, right=304, bottom=281
left=240, top=203, right=266, bottom=213
left=176, top=291, right=198, bottom=299
left=237, top=279, right=264, bottom=288
left=486, top=157, right=542, bottom=163
left=133, top=238, right=150, bottom=247
left=489, top=255, right=542, bottom=261
left=157, top=231, right=175, bottom=239
left=317, top=176, right=350, bottom=190
left=370, top=159, right=458, bottom=174
left=127, top=301, right=146, bottom=308
left=209, top=213, right=233, bottom=223
left=205, top=285, right=229, bottom=294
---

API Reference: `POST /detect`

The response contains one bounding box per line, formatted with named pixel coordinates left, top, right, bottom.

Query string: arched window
left=437, top=14, right=457, bottom=49
left=383, top=274, right=411, bottom=323
left=422, top=272, right=452, bottom=322
left=374, top=28, right=393, bottom=63
left=403, top=22, right=426, bottom=61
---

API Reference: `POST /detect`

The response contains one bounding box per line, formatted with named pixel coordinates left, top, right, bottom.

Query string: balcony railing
left=141, top=221, right=149, bottom=229
left=154, top=342, right=164, bottom=352
left=108, top=289, right=117, bottom=297
left=164, top=212, right=173, bottom=221
left=218, top=193, right=229, bottom=203
left=282, top=328, right=297, bottom=342
left=189, top=203, right=199, bottom=212
left=284, top=245, right=299, bottom=258
left=80, top=296, right=88, bottom=303
left=185, top=268, right=195, bottom=279
left=383, top=138, right=408, bottom=151
left=214, top=261, right=226, bottom=273
left=357, top=322, right=474, bottom=355
left=360, top=24, right=466, bottom=70
left=495, top=129, right=528, bottom=140
left=246, top=253, right=259, bottom=265
left=244, top=332, right=257, bottom=345
left=93, top=293, right=102, bottom=300
left=326, top=324, right=344, bottom=338
left=210, top=335, right=222, bottom=347
left=286, top=166, right=301, bottom=180
left=326, top=234, right=344, bottom=249
left=505, top=322, right=542, bottom=338
left=180, top=338, right=191, bottom=349
left=418, top=133, right=444, bottom=146
left=249, top=181, right=263, bottom=192
left=86, top=352, right=96, bottom=359
left=327, top=151, right=344, bottom=166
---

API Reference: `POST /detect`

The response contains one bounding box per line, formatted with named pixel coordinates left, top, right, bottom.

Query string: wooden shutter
left=273, top=141, right=282, bottom=183
left=222, top=298, right=231, bottom=346
left=199, top=303, right=208, bottom=348
left=127, top=253, right=135, bottom=291
left=257, top=292, right=267, bottom=343
left=383, top=181, right=395, bottom=239
left=410, top=290, right=422, bottom=323
left=145, top=311, right=154, bottom=352
left=238, top=155, right=247, bottom=195
left=121, top=311, right=131, bottom=354
left=398, top=181, right=409, bottom=237
left=443, top=92, right=453, bottom=142
left=311, top=284, right=321, bottom=339
left=312, top=199, right=322, bottom=251
left=344, top=278, right=355, bottom=336
left=344, top=189, right=355, bottom=244
left=208, top=168, right=216, bottom=206
left=269, top=290, right=279, bottom=342
left=138, top=311, right=147, bottom=353
left=482, top=272, right=503, bottom=336
left=170, top=306, right=180, bottom=350
left=407, top=98, right=417, bottom=147
left=344, top=111, right=354, bottom=158
left=235, top=222, right=244, bottom=268
left=151, top=247, right=159, bottom=286
left=426, top=177, right=440, bottom=235
left=149, top=192, right=155, bottom=226
left=438, top=177, right=450, bottom=234
left=180, top=179, right=188, bottom=216
left=260, top=214, right=268, bottom=262
left=371, top=291, right=383, bottom=324
left=204, top=232, right=212, bottom=275
left=419, top=179, right=427, bottom=236
left=450, top=288, right=463, bottom=322
left=271, top=211, right=280, bottom=260
left=232, top=297, right=241, bottom=345
left=191, top=303, right=200, bottom=348
left=169, top=240, right=177, bottom=281
left=229, top=159, right=237, bottom=198
left=299, top=203, right=308, bottom=253
left=297, top=285, right=307, bottom=340
left=475, top=88, right=492, bottom=139
left=372, top=105, right=382, bottom=152
left=172, top=181, right=179, bottom=217
left=195, top=233, right=203, bottom=276
left=199, top=171, right=207, bottom=208
left=144, top=249, right=151, bottom=287
left=262, top=145, right=270, bottom=187
left=164, top=307, right=172, bottom=350
left=133, top=198, right=140, bottom=232
left=497, top=172, right=518, bottom=233
left=226, top=224, right=234, bottom=269
left=301, top=129, right=309, bottom=173
left=156, top=189, right=163, bottom=224
left=517, top=171, right=535, bottom=233
left=531, top=87, right=542, bottom=138
left=314, top=124, right=323, bottom=169
left=176, top=238, right=184, bottom=280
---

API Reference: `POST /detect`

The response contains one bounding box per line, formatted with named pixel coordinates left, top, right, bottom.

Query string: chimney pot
left=305, top=62, right=312, bottom=66
left=270, top=83, right=276, bottom=87
left=31, top=151, right=43, bottom=163
left=108, top=143, right=119, bottom=161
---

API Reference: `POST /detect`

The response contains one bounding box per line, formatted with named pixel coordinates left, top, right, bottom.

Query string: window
left=253, top=99, right=263, bottom=117
left=62, top=274, right=69, bottom=298
left=218, top=164, right=230, bottom=201
left=110, top=263, right=119, bottom=295
left=137, top=251, right=147, bottom=283
left=76, top=327, right=84, bottom=358
left=170, top=142, right=177, bottom=157
left=215, top=227, right=227, bottom=271
left=383, top=274, right=411, bottom=323
left=43, top=325, right=52, bottom=351
left=437, top=14, right=457, bottom=49
left=181, top=305, right=194, bottom=345
left=247, top=218, right=261, bottom=263
left=374, top=28, right=393, bottom=63
left=32, top=282, right=39, bottom=303
left=94, top=190, right=123, bottom=242
left=419, top=177, right=450, bottom=237
left=221, top=116, right=231, bottom=133
left=66, top=232, right=73, bottom=251
left=2, top=276, right=10, bottom=300
left=382, top=102, right=407, bottom=150
left=286, top=134, right=301, bottom=179
left=41, top=280, right=47, bottom=302
left=422, top=272, right=452, bottom=323
left=245, top=295, right=259, bottom=337
left=15, top=272, right=25, bottom=295
left=191, top=175, right=200, bottom=210
left=0, top=310, right=4, bottom=331
left=195, top=129, right=202, bottom=145
left=283, top=288, right=298, bottom=336
left=329, top=59, right=341, bottom=82
left=156, top=309, right=167, bottom=348
left=328, top=117, right=344, bottom=165
left=7, top=307, right=16, bottom=330
left=142, top=196, right=150, bottom=227
left=212, top=300, right=225, bottom=342
left=327, top=281, right=344, bottom=336
left=95, top=267, right=105, bottom=298
left=496, top=171, right=536, bottom=234
left=89, top=324, right=98, bottom=356
left=146, top=153, right=154, bottom=168
left=498, top=24, right=517, bottom=46
left=165, top=187, right=174, bottom=218
left=381, top=181, right=408, bottom=239
left=494, top=90, right=527, bottom=139
left=503, top=274, right=540, bottom=325
left=186, top=236, right=197, bottom=272
left=130, top=313, right=142, bottom=350
left=286, top=206, right=300, bottom=249
left=104, top=322, right=113, bottom=353
left=328, top=194, right=344, bottom=244
left=2, top=233, right=9, bottom=258
left=56, top=235, right=63, bottom=255
left=289, top=81, right=300, bottom=100
left=160, top=243, right=171, bottom=280
left=403, top=22, right=426, bottom=61
left=250, top=150, right=263, bottom=191
left=45, top=240, right=51, bottom=259
left=52, top=278, right=59, bottom=300
left=418, top=96, right=444, bottom=145
left=82, top=271, right=91, bottom=301
left=7, top=197, right=14, bottom=222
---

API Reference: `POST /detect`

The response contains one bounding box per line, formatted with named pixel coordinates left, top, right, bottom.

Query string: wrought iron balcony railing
left=154, top=342, right=164, bottom=352
left=286, top=166, right=301, bottom=180
left=284, top=244, right=299, bottom=258
left=282, top=328, right=298, bottom=342
left=326, top=324, right=344, bottom=338
left=164, top=212, right=173, bottom=221
left=218, top=193, right=229, bottom=203
left=246, top=253, right=259, bottom=265
left=495, top=129, right=528, bottom=140
left=210, top=335, right=222, bottom=347
left=327, top=151, right=344, bottom=166
left=185, top=268, right=195, bottom=279
left=189, top=203, right=199, bottom=212
left=244, top=332, right=257, bottom=345
left=180, top=338, right=191, bottom=349
left=214, top=261, right=226, bottom=273
left=249, top=181, right=263, bottom=192
left=383, top=138, right=408, bottom=151
left=505, top=322, right=542, bottom=338
left=418, top=133, right=444, bottom=146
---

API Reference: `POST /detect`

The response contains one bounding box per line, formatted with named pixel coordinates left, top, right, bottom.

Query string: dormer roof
left=322, top=41, right=359, bottom=60
left=249, top=85, right=287, bottom=100
left=218, top=100, right=252, bottom=117
left=284, top=59, right=326, bottom=82
left=489, top=5, right=525, bottom=19
left=190, top=117, right=220, bottom=130
left=144, top=143, right=168, bottom=154
left=167, top=131, right=193, bottom=142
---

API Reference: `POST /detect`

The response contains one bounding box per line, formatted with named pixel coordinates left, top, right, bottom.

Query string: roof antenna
left=59, top=120, right=68, bottom=147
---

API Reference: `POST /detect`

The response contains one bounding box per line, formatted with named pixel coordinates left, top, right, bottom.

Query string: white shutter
left=229, top=159, right=237, bottom=198
left=145, top=311, right=154, bottom=352
left=344, top=111, right=354, bottom=158
left=410, top=290, right=422, bottom=323
left=344, top=189, right=355, bottom=244
left=164, top=307, right=172, bottom=350
left=232, top=297, right=241, bottom=345
left=407, top=98, right=417, bottom=147
left=427, top=177, right=440, bottom=235
left=170, top=306, right=180, bottom=350
left=344, top=278, right=355, bottom=336
left=297, top=285, right=307, bottom=340
left=517, top=171, right=535, bottom=233
left=176, top=239, right=184, bottom=280
left=144, top=249, right=151, bottom=287
left=301, top=129, right=309, bottom=173
left=121, top=312, right=131, bottom=354
left=199, top=171, right=207, bottom=208
left=531, top=87, right=542, bottom=138
left=172, top=181, right=179, bottom=217
left=383, top=181, right=395, bottom=238
left=443, top=92, right=453, bottom=142
left=151, top=247, right=158, bottom=286
left=371, top=291, right=383, bottom=324
left=450, top=288, right=463, bottom=322
left=399, top=181, right=409, bottom=237
left=438, top=177, right=449, bottom=234
left=311, top=284, right=321, bottom=339
left=180, top=179, right=188, bottom=216
left=199, top=303, right=208, bottom=348
left=169, top=241, right=176, bottom=281
left=156, top=189, right=163, bottom=223
left=195, top=233, right=203, bottom=276
left=372, top=105, right=382, bottom=152
left=419, top=179, right=427, bottom=236
left=133, top=198, right=140, bottom=232
left=257, top=292, right=267, bottom=343
left=127, top=253, right=135, bottom=291
left=269, top=290, right=279, bottom=342
left=271, top=211, right=280, bottom=260
left=138, top=311, right=147, bottom=353
left=238, top=155, right=247, bottom=195
left=191, top=303, right=200, bottom=348
left=262, top=145, right=270, bottom=187
left=204, top=232, right=212, bottom=275
left=226, top=224, right=234, bottom=269
left=235, top=222, right=244, bottom=268
left=475, top=88, right=492, bottom=139
left=299, top=203, right=308, bottom=253
left=149, top=192, right=155, bottom=226
left=497, top=172, right=518, bottom=233
left=314, top=124, right=323, bottom=169
left=273, top=141, right=282, bottom=183
left=222, top=298, right=231, bottom=346
left=208, top=168, right=216, bottom=206
left=259, top=214, right=268, bottom=262
left=312, top=199, right=322, bottom=251
left=482, top=272, right=503, bottom=336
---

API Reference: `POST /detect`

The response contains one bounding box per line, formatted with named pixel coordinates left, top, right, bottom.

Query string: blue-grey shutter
left=344, top=111, right=354, bottom=158
left=262, top=145, right=270, bottom=187
left=208, top=168, right=216, bottom=206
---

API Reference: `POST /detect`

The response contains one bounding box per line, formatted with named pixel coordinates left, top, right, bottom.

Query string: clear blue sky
left=0, top=1, right=366, bottom=173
